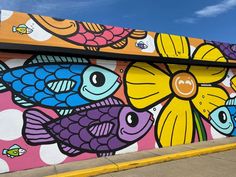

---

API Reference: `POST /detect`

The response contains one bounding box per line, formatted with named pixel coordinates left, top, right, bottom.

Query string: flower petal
left=125, top=62, right=171, bottom=109
left=189, top=44, right=227, bottom=83
left=193, top=44, right=226, bottom=62
left=156, top=97, right=193, bottom=147
left=192, top=86, right=228, bottom=119
left=167, top=64, right=188, bottom=74
left=156, top=33, right=190, bottom=59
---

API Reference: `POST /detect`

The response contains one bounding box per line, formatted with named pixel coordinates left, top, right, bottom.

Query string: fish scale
left=2, top=64, right=88, bottom=108
left=46, top=106, right=123, bottom=152
left=0, top=55, right=122, bottom=116
left=22, top=102, right=153, bottom=157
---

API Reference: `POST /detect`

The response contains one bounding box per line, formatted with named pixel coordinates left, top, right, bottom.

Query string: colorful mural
left=1, top=10, right=236, bottom=174
left=1, top=10, right=236, bottom=64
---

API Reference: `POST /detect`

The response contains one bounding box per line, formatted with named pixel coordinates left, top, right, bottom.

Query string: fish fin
left=46, top=80, right=76, bottom=93
left=84, top=46, right=100, bottom=51
left=13, top=95, right=34, bottom=107
left=76, top=97, right=123, bottom=112
left=97, top=152, right=115, bottom=157
left=82, top=22, right=105, bottom=33
left=88, top=122, right=114, bottom=137
left=12, top=26, right=17, bottom=32
left=110, top=39, right=127, bottom=49
left=22, top=109, right=55, bottom=145
left=56, top=109, right=74, bottom=116
left=24, top=55, right=89, bottom=65
left=0, top=61, right=9, bottom=92
left=2, top=149, right=7, bottom=155
left=58, top=143, right=82, bottom=157
left=226, top=97, right=236, bottom=105
left=9, top=144, right=20, bottom=150
left=19, top=24, right=27, bottom=28
left=130, top=30, right=147, bottom=39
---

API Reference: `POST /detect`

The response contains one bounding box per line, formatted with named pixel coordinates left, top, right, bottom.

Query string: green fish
left=2, top=144, right=26, bottom=158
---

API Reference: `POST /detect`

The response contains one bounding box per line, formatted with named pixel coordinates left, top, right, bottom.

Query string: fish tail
left=2, top=149, right=7, bottom=155
left=0, top=61, right=9, bottom=92
left=22, top=109, right=55, bottom=145
left=12, top=26, right=16, bottom=32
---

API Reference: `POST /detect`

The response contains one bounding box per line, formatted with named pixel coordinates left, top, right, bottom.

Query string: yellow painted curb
left=47, top=142, right=236, bottom=177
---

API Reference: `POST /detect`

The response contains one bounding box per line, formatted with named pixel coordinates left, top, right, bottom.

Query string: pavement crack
left=105, top=157, right=119, bottom=170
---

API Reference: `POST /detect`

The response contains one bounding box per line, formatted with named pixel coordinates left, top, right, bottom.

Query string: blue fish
left=135, top=41, right=148, bottom=50
left=0, top=55, right=121, bottom=115
left=209, top=97, right=236, bottom=136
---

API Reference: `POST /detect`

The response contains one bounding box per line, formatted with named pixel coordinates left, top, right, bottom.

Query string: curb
left=46, top=142, right=236, bottom=177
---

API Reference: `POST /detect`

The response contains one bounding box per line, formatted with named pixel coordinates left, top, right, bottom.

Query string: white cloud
left=195, top=0, right=236, bottom=17
left=0, top=0, right=118, bottom=17
left=175, top=0, right=236, bottom=24
left=175, top=17, right=196, bottom=24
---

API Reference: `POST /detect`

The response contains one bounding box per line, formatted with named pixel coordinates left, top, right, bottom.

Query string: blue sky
left=0, top=0, right=236, bottom=43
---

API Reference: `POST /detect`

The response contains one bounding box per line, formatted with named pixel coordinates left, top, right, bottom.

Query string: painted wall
left=0, top=45, right=236, bottom=173
left=1, top=10, right=236, bottom=174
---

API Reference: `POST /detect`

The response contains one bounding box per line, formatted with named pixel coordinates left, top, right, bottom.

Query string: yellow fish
left=12, top=24, right=33, bottom=35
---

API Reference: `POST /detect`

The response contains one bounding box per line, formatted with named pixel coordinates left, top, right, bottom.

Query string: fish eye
left=90, top=72, right=105, bottom=87
left=126, top=112, right=139, bottom=127
left=219, top=111, right=227, bottom=123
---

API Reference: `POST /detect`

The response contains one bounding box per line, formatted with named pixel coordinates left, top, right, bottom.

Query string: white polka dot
left=40, top=144, right=67, bottom=165
left=1, top=10, right=13, bottom=22
left=0, top=158, right=9, bottom=174
left=136, top=35, right=155, bottom=53
left=0, top=109, right=23, bottom=141
left=148, top=104, right=163, bottom=122
left=222, top=69, right=234, bottom=87
left=26, top=19, right=52, bottom=41
left=96, top=59, right=117, bottom=71
left=190, top=46, right=196, bottom=57
left=5, top=59, right=27, bottom=68
left=116, top=143, right=138, bottom=154
left=230, top=93, right=236, bottom=98
left=211, top=126, right=226, bottom=139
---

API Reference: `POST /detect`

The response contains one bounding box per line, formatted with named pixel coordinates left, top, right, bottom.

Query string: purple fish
left=22, top=105, right=153, bottom=157
left=211, top=41, right=236, bottom=59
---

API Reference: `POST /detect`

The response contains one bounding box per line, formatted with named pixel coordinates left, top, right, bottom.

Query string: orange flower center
left=171, top=72, right=197, bottom=99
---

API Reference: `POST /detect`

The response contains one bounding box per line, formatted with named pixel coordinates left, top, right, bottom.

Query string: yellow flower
left=125, top=34, right=228, bottom=147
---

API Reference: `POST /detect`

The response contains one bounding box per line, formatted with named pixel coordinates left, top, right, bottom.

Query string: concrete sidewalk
left=1, top=137, right=236, bottom=177
left=97, top=148, right=236, bottom=177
